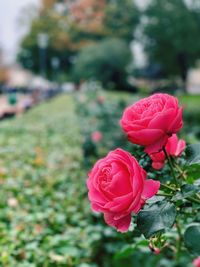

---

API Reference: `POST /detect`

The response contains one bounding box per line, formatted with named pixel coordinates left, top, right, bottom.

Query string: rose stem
left=187, top=196, right=200, bottom=204
left=175, top=220, right=182, bottom=260
left=161, top=183, right=177, bottom=192
left=157, top=193, right=200, bottom=204
left=157, top=192, right=173, bottom=197
left=163, top=147, right=179, bottom=187
left=173, top=160, right=187, bottom=179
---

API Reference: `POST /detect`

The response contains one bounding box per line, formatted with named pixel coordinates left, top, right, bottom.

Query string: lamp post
left=37, top=33, right=49, bottom=78
left=51, top=57, right=60, bottom=82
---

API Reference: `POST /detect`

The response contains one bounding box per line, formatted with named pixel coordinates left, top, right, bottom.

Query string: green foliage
left=18, top=0, right=139, bottom=80
left=72, top=38, right=132, bottom=89
left=185, top=143, right=200, bottom=183
left=0, top=95, right=105, bottom=266
left=137, top=201, right=176, bottom=238
left=186, top=143, right=200, bottom=165
left=104, top=0, right=140, bottom=42
left=114, top=239, right=149, bottom=260
left=184, top=224, right=200, bottom=255
left=18, top=11, right=74, bottom=79
left=76, top=89, right=200, bottom=266
left=181, top=183, right=200, bottom=198
left=143, top=0, right=200, bottom=80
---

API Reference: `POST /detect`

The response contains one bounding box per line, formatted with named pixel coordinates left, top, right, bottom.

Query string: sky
left=0, top=0, right=40, bottom=64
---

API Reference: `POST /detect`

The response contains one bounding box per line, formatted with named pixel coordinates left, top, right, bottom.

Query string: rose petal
left=104, top=212, right=131, bottom=233
left=128, top=129, right=164, bottom=146
left=165, top=134, right=186, bottom=157
left=175, top=139, right=186, bottom=156
left=152, top=161, right=165, bottom=170
left=104, top=193, right=133, bottom=212
left=148, top=109, right=175, bottom=129
left=142, top=179, right=160, bottom=200
left=168, top=107, right=183, bottom=132
left=144, top=135, right=168, bottom=154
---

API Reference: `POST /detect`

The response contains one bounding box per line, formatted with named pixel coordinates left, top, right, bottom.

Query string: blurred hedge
left=0, top=95, right=106, bottom=266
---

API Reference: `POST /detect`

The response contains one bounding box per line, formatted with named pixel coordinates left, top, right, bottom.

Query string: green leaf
left=114, top=240, right=148, bottom=260
left=185, top=164, right=200, bottom=182
left=181, top=184, right=199, bottom=198
left=137, top=201, right=176, bottom=239
left=186, top=143, right=200, bottom=165
left=184, top=224, right=200, bottom=254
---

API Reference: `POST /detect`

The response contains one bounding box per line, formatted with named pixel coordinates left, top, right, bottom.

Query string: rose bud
left=165, top=134, right=186, bottom=157
left=193, top=257, right=200, bottom=267
left=149, top=243, right=161, bottom=254
left=91, top=131, right=103, bottom=143
left=97, top=95, right=105, bottom=104
left=150, top=151, right=166, bottom=170
left=87, top=148, right=160, bottom=232
left=120, top=94, right=183, bottom=154
left=149, top=134, right=186, bottom=170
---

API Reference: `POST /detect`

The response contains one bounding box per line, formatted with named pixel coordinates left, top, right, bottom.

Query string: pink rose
left=120, top=94, right=183, bottom=154
left=91, top=131, right=103, bottom=143
left=193, top=257, right=200, bottom=267
left=87, top=148, right=160, bottom=232
left=150, top=152, right=166, bottom=170
left=165, top=134, right=186, bottom=157
left=149, top=134, right=186, bottom=170
left=97, top=95, right=105, bottom=104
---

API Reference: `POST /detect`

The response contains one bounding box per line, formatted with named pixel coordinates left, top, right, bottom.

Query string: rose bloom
left=87, top=148, right=160, bottom=232
left=91, top=131, right=103, bottom=143
left=149, top=134, right=186, bottom=170
left=97, top=95, right=105, bottom=104
left=120, top=93, right=183, bottom=154
left=193, top=257, right=200, bottom=267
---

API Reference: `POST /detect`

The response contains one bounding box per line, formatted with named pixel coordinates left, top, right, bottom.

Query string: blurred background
left=0, top=0, right=200, bottom=266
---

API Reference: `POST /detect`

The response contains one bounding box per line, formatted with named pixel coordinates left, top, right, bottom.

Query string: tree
left=18, top=4, right=76, bottom=80
left=72, top=38, right=132, bottom=90
left=18, top=0, right=140, bottom=80
left=143, top=0, right=200, bottom=85
left=103, top=0, right=140, bottom=42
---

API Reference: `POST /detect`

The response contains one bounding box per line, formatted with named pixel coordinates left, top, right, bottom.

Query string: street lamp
left=37, top=33, right=49, bottom=78
left=51, top=57, right=60, bottom=82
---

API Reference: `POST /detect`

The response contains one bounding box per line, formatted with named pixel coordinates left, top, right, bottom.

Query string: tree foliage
left=17, top=0, right=139, bottom=80
left=72, top=38, right=132, bottom=89
left=104, top=0, right=140, bottom=42
left=143, top=0, right=200, bottom=81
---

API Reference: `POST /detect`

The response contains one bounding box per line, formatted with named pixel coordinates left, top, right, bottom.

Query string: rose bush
left=84, top=91, right=200, bottom=266
left=120, top=93, right=183, bottom=154
left=87, top=148, right=160, bottom=232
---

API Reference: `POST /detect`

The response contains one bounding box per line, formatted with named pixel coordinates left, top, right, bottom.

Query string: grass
left=179, top=94, right=200, bottom=112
